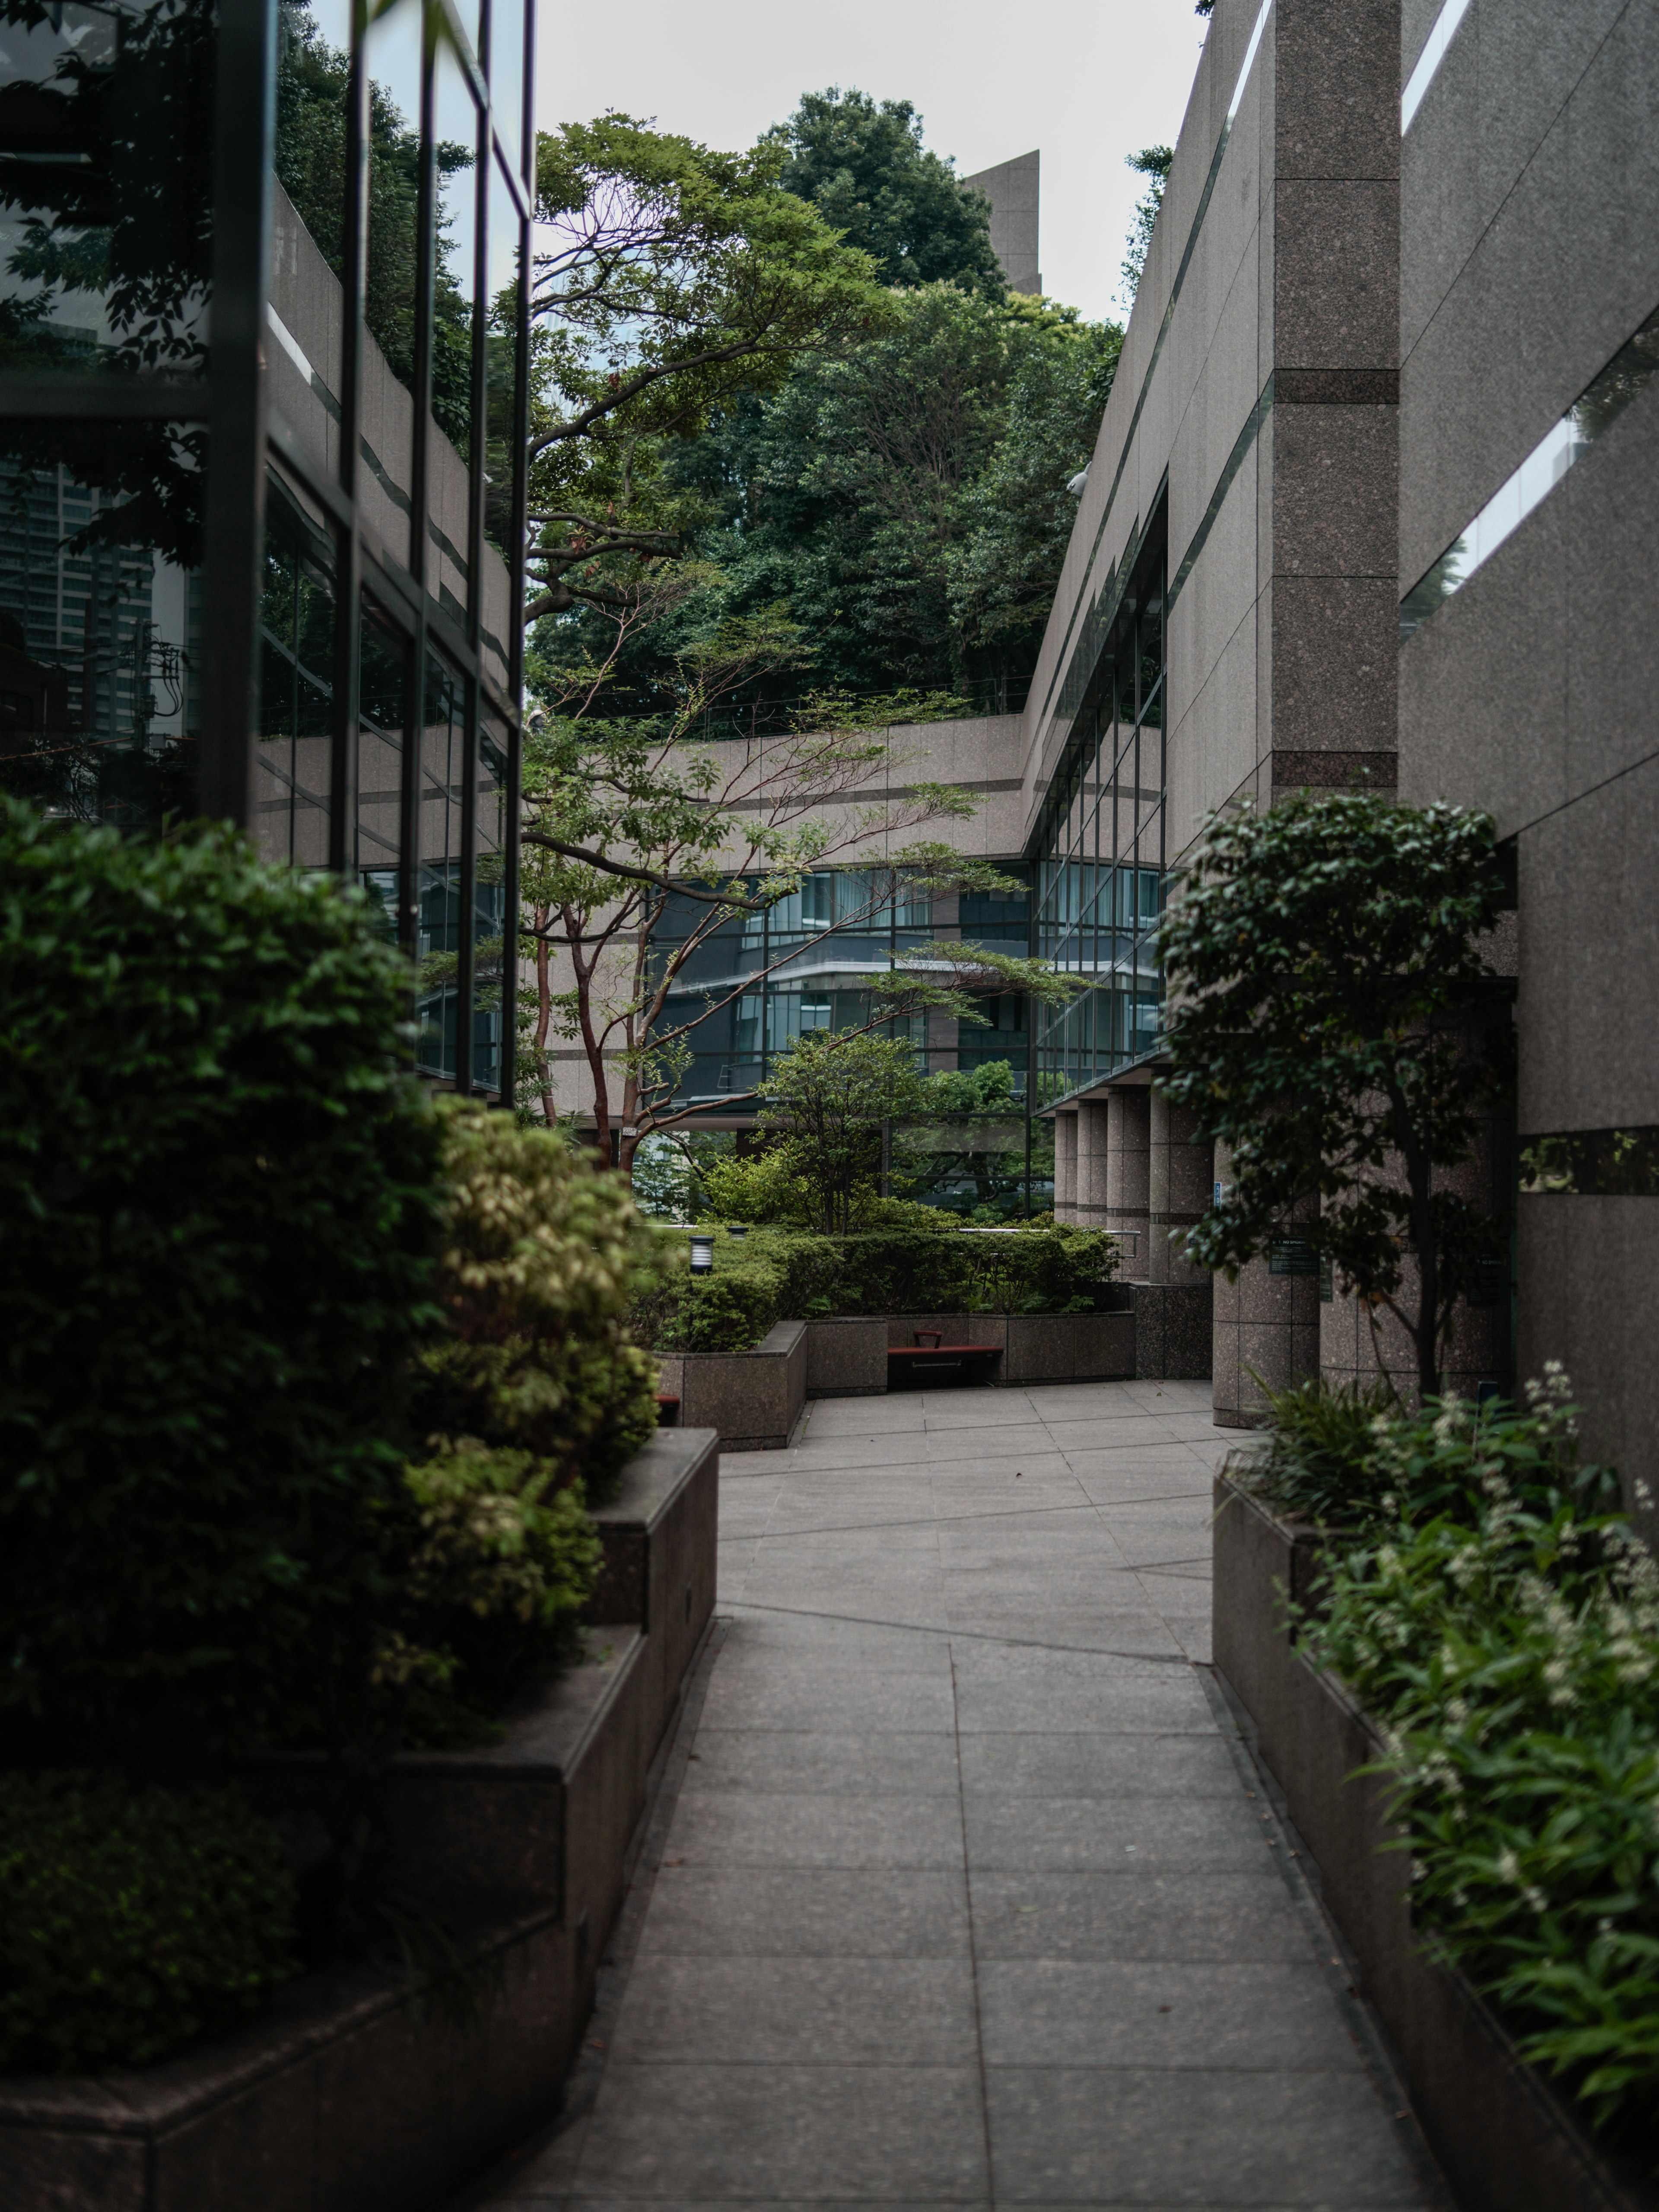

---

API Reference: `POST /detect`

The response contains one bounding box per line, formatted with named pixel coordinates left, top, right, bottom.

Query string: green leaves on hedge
left=0, top=1770, right=297, bottom=2073
left=0, top=799, right=443, bottom=1724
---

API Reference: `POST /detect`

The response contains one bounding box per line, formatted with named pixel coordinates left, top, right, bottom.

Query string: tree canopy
left=771, top=88, right=1007, bottom=296
left=1157, top=794, right=1512, bottom=1400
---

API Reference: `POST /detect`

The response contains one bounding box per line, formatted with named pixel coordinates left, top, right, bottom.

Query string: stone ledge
left=0, top=1431, right=721, bottom=2212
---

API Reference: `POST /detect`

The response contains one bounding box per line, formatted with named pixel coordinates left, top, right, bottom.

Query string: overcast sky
left=532, top=0, right=1211, bottom=325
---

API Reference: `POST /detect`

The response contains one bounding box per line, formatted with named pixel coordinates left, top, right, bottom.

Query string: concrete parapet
left=655, top=1320, right=807, bottom=1451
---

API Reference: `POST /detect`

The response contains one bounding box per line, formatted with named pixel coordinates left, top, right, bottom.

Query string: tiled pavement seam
left=458, top=1380, right=1449, bottom=2211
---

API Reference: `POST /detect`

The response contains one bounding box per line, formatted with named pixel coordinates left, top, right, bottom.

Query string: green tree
left=1156, top=794, right=1512, bottom=1402
left=608, top=286, right=1120, bottom=703
left=1120, top=144, right=1172, bottom=307
left=520, top=576, right=1078, bottom=1169
left=524, top=113, right=892, bottom=623
left=771, top=87, right=1007, bottom=296
left=751, top=1030, right=931, bottom=1234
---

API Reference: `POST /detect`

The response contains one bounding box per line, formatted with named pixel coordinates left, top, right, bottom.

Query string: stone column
left=1211, top=1139, right=1321, bottom=1428
left=1053, top=1109, right=1078, bottom=1224
left=1104, top=1089, right=1151, bottom=1274
left=1076, top=1101, right=1109, bottom=1226
left=1148, top=1090, right=1213, bottom=1287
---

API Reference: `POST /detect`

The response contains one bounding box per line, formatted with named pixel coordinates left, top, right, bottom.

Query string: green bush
left=0, top=1770, right=298, bottom=2073
left=328, top=1107, right=661, bottom=1743
left=410, top=1105, right=663, bottom=1505
left=1293, top=1375, right=1659, bottom=2142
left=0, top=801, right=442, bottom=1728
left=636, top=1221, right=1121, bottom=1352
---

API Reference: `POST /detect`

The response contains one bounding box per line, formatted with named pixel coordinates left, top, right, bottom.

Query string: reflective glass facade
left=652, top=864, right=1052, bottom=1218
left=0, top=0, right=529, bottom=1100
left=1031, top=499, right=1168, bottom=1102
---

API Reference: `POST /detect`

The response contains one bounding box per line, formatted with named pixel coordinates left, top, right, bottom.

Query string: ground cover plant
left=0, top=1771, right=298, bottom=2074
left=1256, top=1373, right=1659, bottom=2148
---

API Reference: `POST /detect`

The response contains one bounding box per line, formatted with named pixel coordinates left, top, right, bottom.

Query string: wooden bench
left=886, top=1344, right=1002, bottom=1386
left=654, top=1393, right=681, bottom=1427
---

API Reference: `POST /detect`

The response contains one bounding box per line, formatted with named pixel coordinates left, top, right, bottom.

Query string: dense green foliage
left=527, top=112, right=891, bottom=624
left=0, top=800, right=441, bottom=1728
left=636, top=1221, right=1119, bottom=1353
left=1158, top=795, right=1511, bottom=1398
left=413, top=1106, right=662, bottom=1504
left=1230, top=1374, right=1406, bottom=1527
left=0, top=1771, right=298, bottom=2073
left=570, top=286, right=1121, bottom=705
left=1256, top=1378, right=1659, bottom=2142
left=772, top=88, right=1007, bottom=296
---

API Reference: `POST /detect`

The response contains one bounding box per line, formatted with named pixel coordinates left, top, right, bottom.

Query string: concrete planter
left=0, top=1430, right=719, bottom=2212
left=1213, top=1474, right=1653, bottom=2212
left=654, top=1319, right=806, bottom=1451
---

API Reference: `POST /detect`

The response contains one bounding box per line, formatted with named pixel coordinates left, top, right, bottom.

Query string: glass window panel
left=487, top=0, right=526, bottom=176
left=356, top=594, right=408, bottom=919
left=359, top=0, right=423, bottom=558
left=270, top=0, right=352, bottom=481
left=429, top=42, right=480, bottom=625
left=415, top=645, right=465, bottom=1077
left=473, top=707, right=507, bottom=1090
left=0, top=0, right=213, bottom=379
left=0, top=421, right=204, bottom=828
left=480, top=153, right=521, bottom=691
left=256, top=466, right=335, bottom=867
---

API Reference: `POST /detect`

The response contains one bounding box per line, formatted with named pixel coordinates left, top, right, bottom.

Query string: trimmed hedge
left=637, top=1223, right=1120, bottom=1354
left=0, top=801, right=442, bottom=1729
left=0, top=1771, right=298, bottom=2074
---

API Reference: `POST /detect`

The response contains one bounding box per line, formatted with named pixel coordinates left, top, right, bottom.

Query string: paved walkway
left=476, top=1378, right=1438, bottom=2211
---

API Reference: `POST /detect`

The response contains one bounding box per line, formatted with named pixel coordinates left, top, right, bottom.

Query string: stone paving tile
left=969, top=1870, right=1317, bottom=1963
left=664, top=1786, right=967, bottom=1871
left=684, top=1729, right=963, bottom=1798
left=505, top=1380, right=1435, bottom=2212
left=637, top=1867, right=970, bottom=1958
left=961, top=1793, right=1273, bottom=1875
left=610, top=1955, right=979, bottom=2066
left=985, top=2067, right=1419, bottom=2203
left=957, top=1730, right=1246, bottom=1800
left=977, top=1959, right=1364, bottom=2071
left=577, top=2064, right=990, bottom=2200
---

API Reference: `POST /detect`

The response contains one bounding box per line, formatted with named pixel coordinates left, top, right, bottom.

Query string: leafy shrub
left=0, top=802, right=442, bottom=1728
left=1298, top=1375, right=1659, bottom=2140
left=1230, top=1375, right=1406, bottom=1527
left=0, top=1770, right=298, bottom=2073
left=410, top=1105, right=663, bottom=1506
left=311, top=1108, right=661, bottom=1745
left=636, top=1221, right=1121, bottom=1351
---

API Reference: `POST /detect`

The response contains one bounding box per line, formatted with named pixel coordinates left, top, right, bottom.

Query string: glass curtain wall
left=0, top=0, right=529, bottom=1101
left=651, top=864, right=1050, bottom=1217
left=1031, top=501, right=1169, bottom=1105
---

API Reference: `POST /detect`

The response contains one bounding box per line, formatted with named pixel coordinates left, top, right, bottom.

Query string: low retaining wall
left=1213, top=1474, right=1653, bottom=2212
left=804, top=1310, right=1137, bottom=1395
left=655, top=1319, right=806, bottom=1451
left=1, top=1430, right=720, bottom=2212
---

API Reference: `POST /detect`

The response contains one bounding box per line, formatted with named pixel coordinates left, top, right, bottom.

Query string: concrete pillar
left=1211, top=1138, right=1321, bottom=1428
left=1148, top=1090, right=1213, bottom=1287
left=1053, top=1109, right=1078, bottom=1224
left=1104, top=1089, right=1151, bottom=1273
left=1076, top=1101, right=1109, bottom=1225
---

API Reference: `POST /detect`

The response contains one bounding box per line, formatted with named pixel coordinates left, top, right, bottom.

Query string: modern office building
left=0, top=0, right=530, bottom=1100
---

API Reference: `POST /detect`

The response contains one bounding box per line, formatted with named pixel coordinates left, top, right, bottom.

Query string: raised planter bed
left=0, top=1429, right=720, bottom=2212
left=653, top=1318, right=806, bottom=1450
left=1213, top=1473, right=1656, bottom=2212
left=802, top=1309, right=1137, bottom=1398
